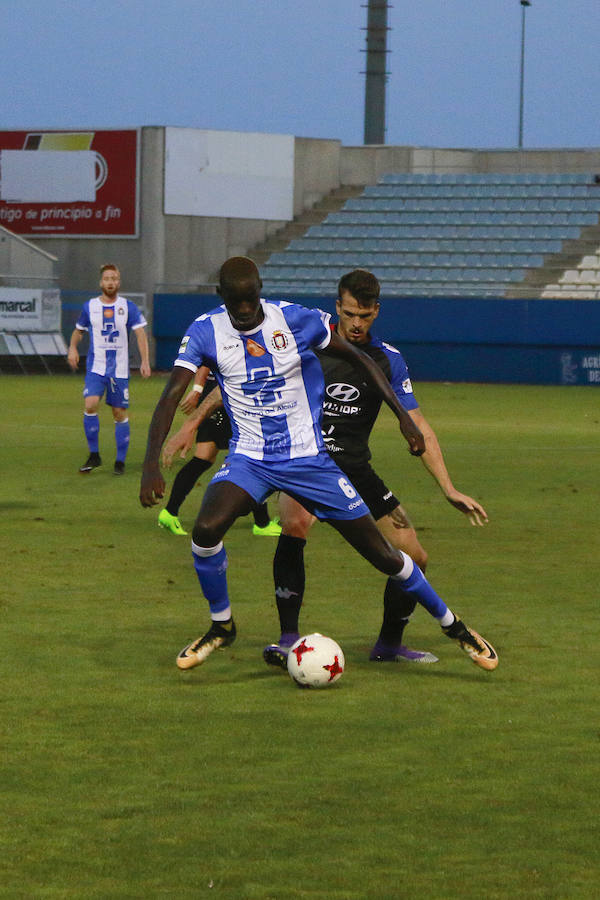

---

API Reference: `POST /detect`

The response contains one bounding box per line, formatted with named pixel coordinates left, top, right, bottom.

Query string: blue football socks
left=83, top=413, right=100, bottom=453
left=391, top=554, right=449, bottom=620
left=114, top=419, right=130, bottom=463
left=192, top=541, right=231, bottom=620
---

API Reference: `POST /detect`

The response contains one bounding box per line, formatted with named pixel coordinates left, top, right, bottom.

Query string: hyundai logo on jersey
left=326, top=383, right=361, bottom=402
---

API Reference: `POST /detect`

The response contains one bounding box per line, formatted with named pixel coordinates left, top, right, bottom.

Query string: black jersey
left=317, top=331, right=419, bottom=468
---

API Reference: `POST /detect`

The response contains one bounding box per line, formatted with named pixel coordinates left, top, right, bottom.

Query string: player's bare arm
left=162, top=384, right=225, bottom=467
left=323, top=332, right=425, bottom=456
left=67, top=328, right=83, bottom=371
left=179, top=365, right=211, bottom=415
left=134, top=327, right=152, bottom=378
left=140, top=366, right=193, bottom=506
left=408, top=407, right=488, bottom=525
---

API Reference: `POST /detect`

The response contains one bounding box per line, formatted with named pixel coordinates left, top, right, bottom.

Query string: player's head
left=99, top=263, right=121, bottom=298
left=336, top=269, right=380, bottom=344
left=217, top=256, right=263, bottom=331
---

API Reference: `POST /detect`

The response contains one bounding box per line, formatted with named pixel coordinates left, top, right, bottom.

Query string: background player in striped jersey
left=67, top=263, right=151, bottom=475
left=140, top=257, right=497, bottom=673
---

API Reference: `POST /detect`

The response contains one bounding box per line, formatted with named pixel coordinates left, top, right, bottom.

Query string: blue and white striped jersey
left=76, top=296, right=147, bottom=379
left=175, top=299, right=332, bottom=461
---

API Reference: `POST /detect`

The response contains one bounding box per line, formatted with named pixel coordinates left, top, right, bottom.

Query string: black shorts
left=341, top=462, right=399, bottom=521
left=195, top=409, right=232, bottom=451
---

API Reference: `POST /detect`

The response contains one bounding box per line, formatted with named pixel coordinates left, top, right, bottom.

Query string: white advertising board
left=0, top=151, right=96, bottom=203
left=0, top=288, right=61, bottom=331
left=164, top=128, right=294, bottom=221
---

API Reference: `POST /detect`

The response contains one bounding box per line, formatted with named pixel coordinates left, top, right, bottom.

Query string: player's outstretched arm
left=324, top=332, right=425, bottom=456
left=140, top=366, right=192, bottom=507
left=162, top=384, right=224, bottom=467
left=161, top=420, right=197, bottom=468
left=408, top=408, right=489, bottom=526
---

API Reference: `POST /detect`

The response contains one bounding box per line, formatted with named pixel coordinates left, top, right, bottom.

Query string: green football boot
left=158, top=508, right=188, bottom=536
left=252, top=518, right=282, bottom=537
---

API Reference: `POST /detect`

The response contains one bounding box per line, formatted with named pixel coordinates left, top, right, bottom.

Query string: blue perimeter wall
left=152, top=293, right=600, bottom=386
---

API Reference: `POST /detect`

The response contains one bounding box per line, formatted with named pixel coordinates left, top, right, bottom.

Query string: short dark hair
left=337, top=269, right=380, bottom=305
left=100, top=263, right=120, bottom=276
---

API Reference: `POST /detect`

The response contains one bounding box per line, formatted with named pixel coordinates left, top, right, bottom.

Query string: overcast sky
left=2, top=0, right=599, bottom=149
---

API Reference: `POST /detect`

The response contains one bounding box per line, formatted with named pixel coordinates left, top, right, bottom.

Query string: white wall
left=164, top=128, right=295, bottom=222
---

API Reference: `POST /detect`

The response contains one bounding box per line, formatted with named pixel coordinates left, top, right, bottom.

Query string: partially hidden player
left=264, top=267, right=490, bottom=667
left=157, top=364, right=281, bottom=537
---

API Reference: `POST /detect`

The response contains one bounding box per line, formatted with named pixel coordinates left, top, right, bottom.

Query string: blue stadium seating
left=260, top=173, right=600, bottom=297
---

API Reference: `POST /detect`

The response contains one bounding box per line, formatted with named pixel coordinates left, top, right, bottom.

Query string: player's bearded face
left=100, top=269, right=120, bottom=298
left=336, top=292, right=379, bottom=344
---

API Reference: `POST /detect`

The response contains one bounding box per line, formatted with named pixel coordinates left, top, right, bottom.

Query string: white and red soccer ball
left=286, top=633, right=345, bottom=688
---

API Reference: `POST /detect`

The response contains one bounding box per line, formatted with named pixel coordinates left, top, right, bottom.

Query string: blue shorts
left=84, top=373, right=130, bottom=408
left=209, top=452, right=369, bottom=521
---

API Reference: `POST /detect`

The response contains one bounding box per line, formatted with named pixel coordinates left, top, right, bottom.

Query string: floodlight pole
left=362, top=1, right=391, bottom=145
left=518, top=0, right=531, bottom=148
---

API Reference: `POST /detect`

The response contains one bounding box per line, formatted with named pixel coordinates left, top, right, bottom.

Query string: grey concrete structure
left=0, top=225, right=58, bottom=288
left=19, top=129, right=600, bottom=299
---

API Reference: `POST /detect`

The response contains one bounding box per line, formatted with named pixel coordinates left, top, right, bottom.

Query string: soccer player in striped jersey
left=140, top=257, right=497, bottom=673
left=68, top=264, right=151, bottom=475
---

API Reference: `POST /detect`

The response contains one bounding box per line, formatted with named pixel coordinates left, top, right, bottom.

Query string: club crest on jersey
left=246, top=338, right=265, bottom=357
left=270, top=330, right=289, bottom=352
left=118, top=307, right=125, bottom=316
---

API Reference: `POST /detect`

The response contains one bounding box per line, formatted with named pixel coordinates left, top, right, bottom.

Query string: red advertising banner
left=0, top=129, right=139, bottom=237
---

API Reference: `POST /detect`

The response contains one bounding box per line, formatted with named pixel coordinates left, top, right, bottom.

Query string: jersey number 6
left=338, top=477, right=357, bottom=499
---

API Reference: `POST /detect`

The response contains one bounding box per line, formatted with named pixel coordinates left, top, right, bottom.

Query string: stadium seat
left=262, top=173, right=600, bottom=298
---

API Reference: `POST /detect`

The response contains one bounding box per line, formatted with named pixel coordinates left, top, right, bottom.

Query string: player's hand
left=179, top=390, right=201, bottom=415
left=445, top=490, right=489, bottom=526
left=162, top=421, right=196, bottom=468
left=139, top=464, right=165, bottom=507
left=140, top=361, right=152, bottom=378
left=398, top=419, right=425, bottom=456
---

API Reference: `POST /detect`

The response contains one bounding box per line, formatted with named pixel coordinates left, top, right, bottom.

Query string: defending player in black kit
left=266, top=268, right=489, bottom=667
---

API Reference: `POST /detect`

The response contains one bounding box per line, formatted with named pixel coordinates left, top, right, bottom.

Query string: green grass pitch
left=1, top=373, right=598, bottom=898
